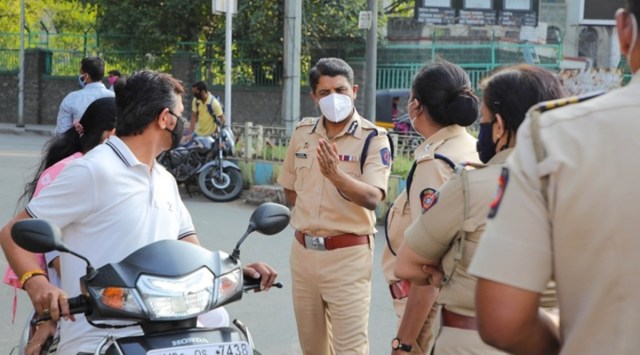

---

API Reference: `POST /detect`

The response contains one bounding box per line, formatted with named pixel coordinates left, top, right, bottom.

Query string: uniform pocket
left=294, top=157, right=312, bottom=191
left=339, top=160, right=361, bottom=179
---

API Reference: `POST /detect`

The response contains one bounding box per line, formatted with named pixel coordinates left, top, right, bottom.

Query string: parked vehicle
left=12, top=202, right=290, bottom=355
left=158, top=120, right=242, bottom=202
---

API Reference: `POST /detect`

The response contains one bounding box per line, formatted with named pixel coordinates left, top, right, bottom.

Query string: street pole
left=224, top=0, right=233, bottom=126
left=364, top=0, right=378, bottom=123
left=17, top=0, right=25, bottom=127
left=282, top=0, right=302, bottom=136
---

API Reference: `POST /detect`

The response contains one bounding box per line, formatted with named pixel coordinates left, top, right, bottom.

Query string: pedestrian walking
left=55, top=57, right=114, bottom=135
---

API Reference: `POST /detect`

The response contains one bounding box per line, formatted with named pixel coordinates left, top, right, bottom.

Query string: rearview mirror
left=11, top=219, right=66, bottom=253
left=249, top=202, right=291, bottom=236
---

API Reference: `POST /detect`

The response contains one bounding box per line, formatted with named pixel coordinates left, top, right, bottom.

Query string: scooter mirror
left=249, top=202, right=291, bottom=236
left=11, top=219, right=66, bottom=253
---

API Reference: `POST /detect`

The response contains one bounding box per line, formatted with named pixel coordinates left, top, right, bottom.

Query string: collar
left=487, top=148, right=513, bottom=165
left=310, top=110, right=363, bottom=139
left=105, top=136, right=145, bottom=168
left=84, top=82, right=107, bottom=89
left=413, top=125, right=468, bottom=160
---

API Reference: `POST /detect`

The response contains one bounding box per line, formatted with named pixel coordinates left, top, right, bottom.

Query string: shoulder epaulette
left=531, top=90, right=605, bottom=115
left=295, top=117, right=317, bottom=129
left=529, top=91, right=604, bottom=205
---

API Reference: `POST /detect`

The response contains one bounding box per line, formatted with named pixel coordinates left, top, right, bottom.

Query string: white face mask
left=318, top=93, right=353, bottom=123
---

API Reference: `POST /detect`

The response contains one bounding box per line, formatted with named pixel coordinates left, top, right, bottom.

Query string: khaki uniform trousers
left=290, top=238, right=373, bottom=355
left=393, top=298, right=440, bottom=354
left=433, top=327, right=506, bottom=355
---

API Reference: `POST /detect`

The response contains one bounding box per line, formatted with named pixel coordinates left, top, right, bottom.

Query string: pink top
left=34, top=152, right=84, bottom=197
left=2, top=152, right=83, bottom=289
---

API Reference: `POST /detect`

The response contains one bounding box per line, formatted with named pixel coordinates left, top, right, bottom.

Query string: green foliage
left=390, top=155, right=413, bottom=177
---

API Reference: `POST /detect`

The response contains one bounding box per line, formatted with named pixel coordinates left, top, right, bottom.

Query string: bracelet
left=20, top=270, right=48, bottom=289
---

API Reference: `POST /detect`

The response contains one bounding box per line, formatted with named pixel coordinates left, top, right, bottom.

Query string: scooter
left=12, top=202, right=290, bottom=355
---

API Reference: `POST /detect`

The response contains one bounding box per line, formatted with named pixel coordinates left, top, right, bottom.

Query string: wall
left=0, top=50, right=369, bottom=127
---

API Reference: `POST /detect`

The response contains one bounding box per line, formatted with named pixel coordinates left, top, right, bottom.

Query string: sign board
left=358, top=11, right=372, bottom=29
left=422, top=0, right=451, bottom=7
left=464, top=0, right=492, bottom=10
left=499, top=10, right=537, bottom=27
left=212, top=0, right=237, bottom=15
left=504, top=0, right=531, bottom=11
left=459, top=9, right=496, bottom=25
left=416, top=7, right=456, bottom=24
left=579, top=0, right=624, bottom=25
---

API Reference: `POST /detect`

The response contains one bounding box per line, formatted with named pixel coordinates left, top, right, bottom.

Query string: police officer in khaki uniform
left=278, top=58, right=391, bottom=355
left=468, top=4, right=640, bottom=353
left=380, top=61, right=480, bottom=354
left=394, top=65, right=564, bottom=355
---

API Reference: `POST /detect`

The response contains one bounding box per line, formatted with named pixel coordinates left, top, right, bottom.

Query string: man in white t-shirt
left=0, top=70, right=277, bottom=354
left=55, top=57, right=114, bottom=135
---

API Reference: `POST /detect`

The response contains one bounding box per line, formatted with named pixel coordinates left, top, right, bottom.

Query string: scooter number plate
left=146, top=341, right=251, bottom=355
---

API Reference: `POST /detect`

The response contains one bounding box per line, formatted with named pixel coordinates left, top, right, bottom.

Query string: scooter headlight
left=137, top=267, right=215, bottom=320
left=213, top=268, right=242, bottom=307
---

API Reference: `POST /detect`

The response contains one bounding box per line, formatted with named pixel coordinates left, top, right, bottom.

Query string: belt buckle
left=304, top=234, right=326, bottom=251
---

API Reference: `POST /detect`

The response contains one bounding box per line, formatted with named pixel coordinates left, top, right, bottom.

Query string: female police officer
left=394, top=64, right=564, bottom=354
left=381, top=60, right=480, bottom=354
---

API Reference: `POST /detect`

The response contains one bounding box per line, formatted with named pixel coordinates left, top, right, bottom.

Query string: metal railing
left=230, top=122, right=423, bottom=164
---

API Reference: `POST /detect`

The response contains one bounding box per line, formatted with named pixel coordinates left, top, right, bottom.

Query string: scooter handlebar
left=243, top=277, right=283, bottom=292
left=30, top=295, right=91, bottom=326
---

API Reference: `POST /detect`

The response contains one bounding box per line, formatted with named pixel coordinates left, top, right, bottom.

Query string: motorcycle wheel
left=198, top=166, right=243, bottom=202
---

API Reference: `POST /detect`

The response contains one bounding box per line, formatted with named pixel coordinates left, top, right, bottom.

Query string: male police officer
left=278, top=58, right=391, bottom=354
left=469, top=2, right=640, bottom=353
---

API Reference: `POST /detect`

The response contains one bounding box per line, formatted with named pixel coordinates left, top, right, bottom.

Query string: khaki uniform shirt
left=278, top=112, right=391, bottom=236
left=469, top=76, right=640, bottom=354
left=405, top=149, right=511, bottom=317
left=381, top=125, right=479, bottom=284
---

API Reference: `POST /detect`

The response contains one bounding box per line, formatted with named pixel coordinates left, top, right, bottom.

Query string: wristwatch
left=391, top=337, right=412, bottom=352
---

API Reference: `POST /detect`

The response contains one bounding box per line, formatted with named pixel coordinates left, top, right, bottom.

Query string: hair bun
left=446, top=92, right=479, bottom=127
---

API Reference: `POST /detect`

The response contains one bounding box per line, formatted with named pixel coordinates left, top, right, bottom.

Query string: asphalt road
left=0, top=133, right=396, bottom=354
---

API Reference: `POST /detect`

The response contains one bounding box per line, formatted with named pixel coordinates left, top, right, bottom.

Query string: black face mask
left=476, top=121, right=498, bottom=164
left=166, top=113, right=185, bottom=150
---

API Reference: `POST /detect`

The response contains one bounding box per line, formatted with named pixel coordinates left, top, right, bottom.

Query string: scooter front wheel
left=198, top=166, right=243, bottom=202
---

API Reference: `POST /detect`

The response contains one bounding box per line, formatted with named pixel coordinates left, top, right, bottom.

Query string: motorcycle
left=12, top=202, right=290, bottom=355
left=158, top=119, right=243, bottom=202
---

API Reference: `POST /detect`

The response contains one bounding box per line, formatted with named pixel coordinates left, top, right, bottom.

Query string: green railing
left=0, top=31, right=564, bottom=88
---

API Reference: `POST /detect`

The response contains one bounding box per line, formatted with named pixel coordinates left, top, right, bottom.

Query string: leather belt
left=441, top=308, right=477, bottom=330
left=389, top=279, right=411, bottom=300
left=294, top=231, right=369, bottom=251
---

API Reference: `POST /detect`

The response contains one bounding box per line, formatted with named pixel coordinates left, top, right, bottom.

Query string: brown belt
left=389, top=279, right=411, bottom=300
left=441, top=308, right=477, bottom=330
left=294, top=230, right=369, bottom=251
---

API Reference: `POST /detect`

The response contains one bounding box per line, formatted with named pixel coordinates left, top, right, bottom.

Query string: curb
left=0, top=125, right=55, bottom=137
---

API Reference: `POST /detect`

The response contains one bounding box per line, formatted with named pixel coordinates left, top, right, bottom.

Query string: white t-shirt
left=27, top=136, right=196, bottom=354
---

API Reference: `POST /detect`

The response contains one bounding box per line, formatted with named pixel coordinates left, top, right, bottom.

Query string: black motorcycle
left=158, top=120, right=243, bottom=202
left=13, top=202, right=290, bottom=355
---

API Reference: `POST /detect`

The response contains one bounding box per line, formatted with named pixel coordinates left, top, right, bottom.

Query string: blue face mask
left=78, top=74, right=86, bottom=88
left=476, top=121, right=497, bottom=163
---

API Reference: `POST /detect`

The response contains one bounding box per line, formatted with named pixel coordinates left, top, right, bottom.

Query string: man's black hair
left=80, top=57, right=106, bottom=82
left=308, top=58, right=354, bottom=93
